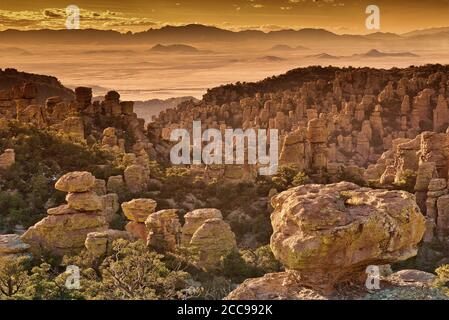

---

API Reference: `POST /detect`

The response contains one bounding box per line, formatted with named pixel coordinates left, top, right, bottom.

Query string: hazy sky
left=1, top=0, right=448, bottom=33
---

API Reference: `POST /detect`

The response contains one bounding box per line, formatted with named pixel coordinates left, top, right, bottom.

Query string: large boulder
left=21, top=213, right=107, bottom=256
left=181, top=208, right=223, bottom=245
left=270, top=182, right=426, bottom=291
left=121, top=198, right=157, bottom=222
left=55, top=171, right=96, bottom=193
left=189, top=218, right=237, bottom=271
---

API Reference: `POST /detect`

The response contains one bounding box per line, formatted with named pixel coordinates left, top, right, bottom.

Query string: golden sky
left=1, top=0, right=448, bottom=34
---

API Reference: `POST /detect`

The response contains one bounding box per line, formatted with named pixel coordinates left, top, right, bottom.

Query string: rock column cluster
left=122, top=200, right=237, bottom=270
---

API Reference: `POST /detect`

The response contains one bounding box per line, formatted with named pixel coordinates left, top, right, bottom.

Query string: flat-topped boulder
left=121, top=198, right=157, bottom=222
left=55, top=171, right=96, bottom=193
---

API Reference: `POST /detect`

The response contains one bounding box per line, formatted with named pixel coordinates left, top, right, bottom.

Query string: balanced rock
left=55, top=171, right=96, bottom=193
left=270, top=182, right=426, bottom=291
left=121, top=198, right=157, bottom=222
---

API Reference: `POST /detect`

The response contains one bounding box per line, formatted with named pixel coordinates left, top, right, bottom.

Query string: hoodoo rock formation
left=21, top=172, right=109, bottom=256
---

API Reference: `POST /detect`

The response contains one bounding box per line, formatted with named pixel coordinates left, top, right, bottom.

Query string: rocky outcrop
left=269, top=182, right=425, bottom=291
left=370, top=131, right=449, bottom=243
left=227, top=182, right=429, bottom=299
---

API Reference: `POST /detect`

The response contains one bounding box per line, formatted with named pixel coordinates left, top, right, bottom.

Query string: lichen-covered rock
left=270, top=182, right=426, bottom=291
left=55, top=171, right=96, bottom=193
left=189, top=218, right=237, bottom=270
left=181, top=208, right=223, bottom=245
left=66, top=191, right=103, bottom=212
left=145, top=209, right=181, bottom=252
left=21, top=213, right=107, bottom=256
left=121, top=198, right=157, bottom=222
left=0, top=234, right=30, bottom=256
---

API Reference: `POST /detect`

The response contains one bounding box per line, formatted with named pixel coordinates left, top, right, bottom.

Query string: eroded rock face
left=270, top=182, right=426, bottom=291
left=55, top=171, right=96, bottom=193
left=121, top=198, right=157, bottom=222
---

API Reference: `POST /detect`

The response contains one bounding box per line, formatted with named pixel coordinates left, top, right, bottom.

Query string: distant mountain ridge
left=307, top=49, right=419, bottom=60
left=149, top=44, right=199, bottom=54
left=1, top=24, right=448, bottom=45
